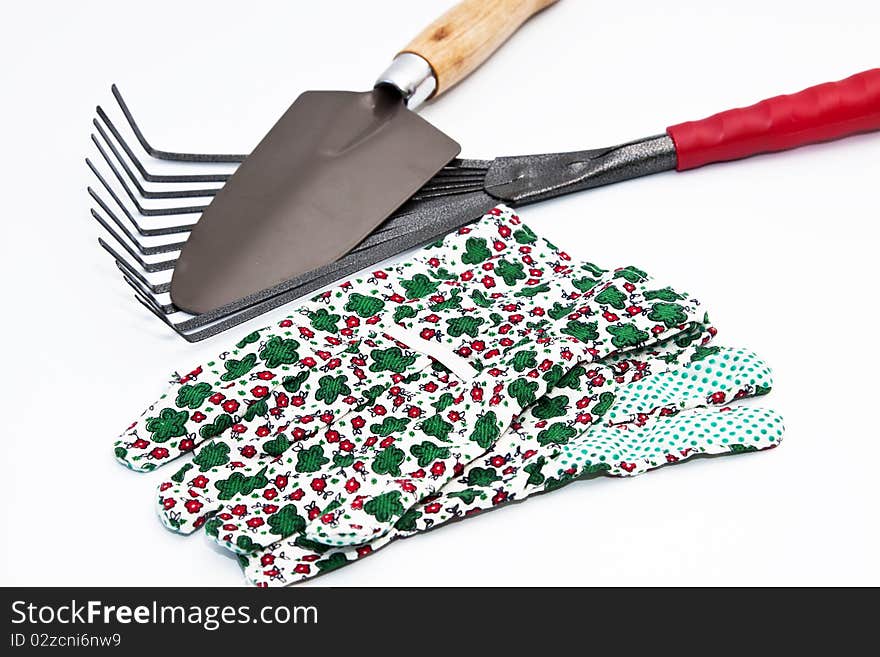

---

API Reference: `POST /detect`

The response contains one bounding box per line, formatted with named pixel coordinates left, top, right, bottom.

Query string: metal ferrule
left=375, top=53, right=437, bottom=110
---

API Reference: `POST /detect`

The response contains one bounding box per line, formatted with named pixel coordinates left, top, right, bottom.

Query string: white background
left=1, top=0, right=878, bottom=586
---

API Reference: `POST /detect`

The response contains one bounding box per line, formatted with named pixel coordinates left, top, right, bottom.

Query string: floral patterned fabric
left=114, top=205, right=784, bottom=585
left=241, top=341, right=782, bottom=586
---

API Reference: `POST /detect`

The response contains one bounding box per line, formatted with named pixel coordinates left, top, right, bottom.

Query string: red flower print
left=184, top=499, right=203, bottom=514
left=222, top=400, right=240, bottom=413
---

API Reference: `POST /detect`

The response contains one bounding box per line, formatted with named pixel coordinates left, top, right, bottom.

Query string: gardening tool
left=88, top=68, right=880, bottom=341
left=184, top=0, right=561, bottom=315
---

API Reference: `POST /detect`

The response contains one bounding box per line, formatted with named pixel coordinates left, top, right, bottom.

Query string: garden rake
left=87, top=69, right=880, bottom=342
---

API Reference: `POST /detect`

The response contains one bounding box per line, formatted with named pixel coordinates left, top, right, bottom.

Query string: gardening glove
left=240, top=334, right=783, bottom=585
left=160, top=253, right=706, bottom=554
left=115, top=207, right=577, bottom=531
left=114, top=205, right=562, bottom=474
left=119, top=209, right=708, bottom=550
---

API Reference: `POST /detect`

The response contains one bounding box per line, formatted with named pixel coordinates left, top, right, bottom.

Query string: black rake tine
left=86, top=163, right=197, bottom=235
left=96, top=228, right=176, bottom=273
left=410, top=185, right=486, bottom=201
left=90, top=207, right=185, bottom=256
left=91, top=137, right=208, bottom=216
left=418, top=177, right=487, bottom=192
left=118, top=263, right=173, bottom=308
left=92, top=122, right=221, bottom=200
left=95, top=105, right=233, bottom=183
left=124, top=274, right=177, bottom=315
left=97, top=235, right=175, bottom=276
left=111, top=84, right=247, bottom=163
left=133, top=291, right=191, bottom=335
left=113, top=258, right=170, bottom=295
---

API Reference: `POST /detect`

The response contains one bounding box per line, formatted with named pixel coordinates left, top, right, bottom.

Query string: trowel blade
left=170, top=87, right=460, bottom=314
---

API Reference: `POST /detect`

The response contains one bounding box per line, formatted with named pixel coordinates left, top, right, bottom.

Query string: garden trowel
left=170, top=0, right=559, bottom=315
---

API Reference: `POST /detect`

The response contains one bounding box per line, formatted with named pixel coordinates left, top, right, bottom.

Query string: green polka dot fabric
left=113, top=204, right=784, bottom=586
left=556, top=347, right=781, bottom=477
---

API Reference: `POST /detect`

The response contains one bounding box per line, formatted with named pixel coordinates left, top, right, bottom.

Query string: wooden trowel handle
left=403, top=0, right=559, bottom=99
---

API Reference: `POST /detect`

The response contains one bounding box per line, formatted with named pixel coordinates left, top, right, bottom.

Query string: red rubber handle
left=667, top=69, right=880, bottom=171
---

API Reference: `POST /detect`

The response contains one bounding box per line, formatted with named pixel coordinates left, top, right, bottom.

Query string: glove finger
left=241, top=533, right=393, bottom=587
left=114, top=316, right=363, bottom=472
left=155, top=454, right=230, bottom=535
left=559, top=405, right=784, bottom=477
left=605, top=347, right=773, bottom=427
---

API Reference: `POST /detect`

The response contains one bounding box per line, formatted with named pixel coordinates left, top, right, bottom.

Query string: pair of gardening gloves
left=114, top=205, right=783, bottom=586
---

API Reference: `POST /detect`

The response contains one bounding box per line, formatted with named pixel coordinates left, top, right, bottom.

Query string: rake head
left=87, top=86, right=496, bottom=342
